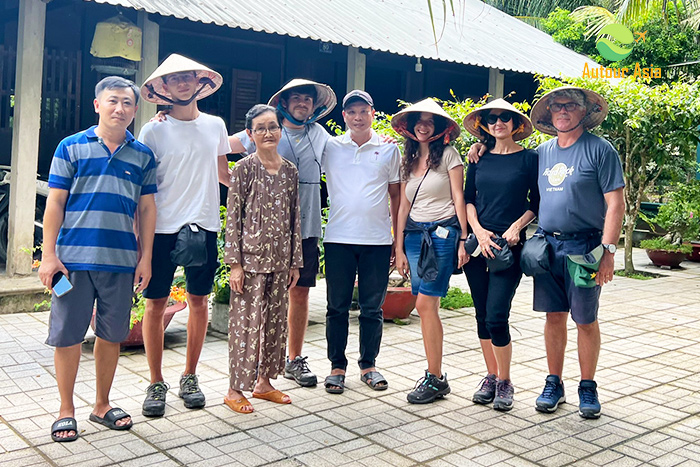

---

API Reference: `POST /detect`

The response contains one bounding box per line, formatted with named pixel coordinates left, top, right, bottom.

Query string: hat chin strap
left=403, top=127, right=452, bottom=144
left=146, top=77, right=216, bottom=106
left=277, top=103, right=327, bottom=126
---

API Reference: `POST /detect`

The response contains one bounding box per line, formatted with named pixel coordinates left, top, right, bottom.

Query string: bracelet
left=459, top=238, right=467, bottom=242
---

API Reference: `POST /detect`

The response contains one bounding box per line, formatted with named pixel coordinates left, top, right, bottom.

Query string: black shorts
left=296, top=237, right=320, bottom=288
left=143, top=229, right=219, bottom=299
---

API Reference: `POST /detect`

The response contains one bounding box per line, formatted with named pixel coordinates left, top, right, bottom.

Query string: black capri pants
left=463, top=244, right=523, bottom=347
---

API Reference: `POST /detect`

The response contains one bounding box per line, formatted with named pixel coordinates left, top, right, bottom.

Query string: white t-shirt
left=235, top=122, right=330, bottom=239
left=139, top=113, right=231, bottom=234
left=322, top=130, right=401, bottom=245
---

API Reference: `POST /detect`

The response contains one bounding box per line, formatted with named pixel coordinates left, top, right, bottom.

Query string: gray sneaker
left=143, top=381, right=169, bottom=417
left=284, top=356, right=318, bottom=387
left=179, top=374, right=206, bottom=409
left=473, top=374, right=497, bottom=404
left=493, top=379, right=514, bottom=411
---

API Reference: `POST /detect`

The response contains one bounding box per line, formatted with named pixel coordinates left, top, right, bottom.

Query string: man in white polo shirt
left=322, top=90, right=401, bottom=394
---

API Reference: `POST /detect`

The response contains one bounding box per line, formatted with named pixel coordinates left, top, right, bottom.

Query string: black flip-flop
left=89, top=407, right=133, bottom=431
left=324, top=374, right=345, bottom=394
left=51, top=417, right=78, bottom=442
left=361, top=371, right=388, bottom=391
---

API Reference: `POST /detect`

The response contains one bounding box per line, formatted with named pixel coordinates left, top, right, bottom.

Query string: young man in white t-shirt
left=137, top=54, right=232, bottom=417
left=321, top=90, right=401, bottom=394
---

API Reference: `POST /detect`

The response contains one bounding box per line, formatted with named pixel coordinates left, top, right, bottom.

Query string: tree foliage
left=542, top=7, right=700, bottom=83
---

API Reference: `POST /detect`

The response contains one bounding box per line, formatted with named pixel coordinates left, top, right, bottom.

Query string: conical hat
left=390, top=98, right=461, bottom=143
left=463, top=98, right=533, bottom=142
left=530, top=86, right=608, bottom=136
left=141, top=54, right=223, bottom=105
left=268, top=79, right=337, bottom=121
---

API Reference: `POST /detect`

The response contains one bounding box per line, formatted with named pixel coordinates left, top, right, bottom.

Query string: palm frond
left=570, top=6, right=617, bottom=37
left=684, top=8, right=700, bottom=28
left=615, top=0, right=657, bottom=24
left=682, top=0, right=700, bottom=28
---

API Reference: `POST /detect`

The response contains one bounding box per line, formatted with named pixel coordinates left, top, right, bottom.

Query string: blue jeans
left=404, top=222, right=458, bottom=297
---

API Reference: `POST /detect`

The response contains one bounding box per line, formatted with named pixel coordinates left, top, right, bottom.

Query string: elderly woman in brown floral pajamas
left=224, top=104, right=303, bottom=414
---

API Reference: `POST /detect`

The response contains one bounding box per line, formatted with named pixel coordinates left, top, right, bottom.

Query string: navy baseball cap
left=342, top=89, right=374, bottom=109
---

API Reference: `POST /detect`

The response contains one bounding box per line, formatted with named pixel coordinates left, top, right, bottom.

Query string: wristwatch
left=602, top=243, right=617, bottom=254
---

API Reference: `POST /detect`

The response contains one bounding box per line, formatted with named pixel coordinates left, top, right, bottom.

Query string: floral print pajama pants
left=228, top=270, right=289, bottom=392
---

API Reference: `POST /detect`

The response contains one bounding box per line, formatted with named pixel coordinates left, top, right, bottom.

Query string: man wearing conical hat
left=137, top=54, right=232, bottom=418
left=228, top=79, right=337, bottom=388
left=469, top=87, right=625, bottom=419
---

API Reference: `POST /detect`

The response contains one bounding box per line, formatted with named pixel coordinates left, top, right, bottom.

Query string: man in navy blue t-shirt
left=529, top=86, right=624, bottom=419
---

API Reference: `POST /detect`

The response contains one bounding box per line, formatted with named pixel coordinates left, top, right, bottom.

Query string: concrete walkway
left=1, top=249, right=699, bottom=466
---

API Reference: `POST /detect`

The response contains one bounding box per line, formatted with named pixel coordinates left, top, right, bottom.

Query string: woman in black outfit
left=462, top=99, right=539, bottom=411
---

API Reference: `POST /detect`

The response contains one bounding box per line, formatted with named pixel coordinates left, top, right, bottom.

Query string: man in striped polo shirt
left=39, top=76, right=157, bottom=442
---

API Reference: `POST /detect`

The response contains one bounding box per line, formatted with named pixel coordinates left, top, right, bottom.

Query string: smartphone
left=52, top=272, right=73, bottom=298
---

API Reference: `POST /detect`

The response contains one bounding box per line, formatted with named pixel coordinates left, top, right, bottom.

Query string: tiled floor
left=1, top=249, right=699, bottom=466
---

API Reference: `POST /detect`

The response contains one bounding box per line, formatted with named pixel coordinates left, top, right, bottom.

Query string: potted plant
left=640, top=238, right=691, bottom=268
left=382, top=266, right=417, bottom=320
left=351, top=266, right=416, bottom=321
left=210, top=205, right=231, bottom=334
left=642, top=182, right=700, bottom=268
left=90, top=281, right=187, bottom=347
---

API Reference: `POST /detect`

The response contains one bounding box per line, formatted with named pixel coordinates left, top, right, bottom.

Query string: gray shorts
left=46, top=271, right=135, bottom=347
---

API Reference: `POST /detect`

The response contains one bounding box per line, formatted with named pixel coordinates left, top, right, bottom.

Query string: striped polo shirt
left=48, top=126, right=157, bottom=273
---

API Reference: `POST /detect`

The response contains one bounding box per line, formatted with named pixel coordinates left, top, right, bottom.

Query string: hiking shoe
left=179, top=374, right=206, bottom=409
left=407, top=371, right=451, bottom=404
left=284, top=356, right=317, bottom=387
left=535, top=374, right=566, bottom=413
left=493, top=379, right=514, bottom=411
left=142, top=381, right=169, bottom=417
left=578, top=380, right=601, bottom=419
left=472, top=373, right=497, bottom=404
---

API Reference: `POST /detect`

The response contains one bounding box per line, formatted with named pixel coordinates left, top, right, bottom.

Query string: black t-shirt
left=463, top=149, right=540, bottom=238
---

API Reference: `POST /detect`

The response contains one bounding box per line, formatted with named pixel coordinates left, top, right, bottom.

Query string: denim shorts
left=533, top=230, right=602, bottom=324
left=404, top=222, right=458, bottom=297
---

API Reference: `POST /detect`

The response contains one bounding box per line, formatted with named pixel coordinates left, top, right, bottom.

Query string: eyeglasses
left=252, top=125, right=281, bottom=135
left=165, top=73, right=196, bottom=85
left=485, top=112, right=513, bottom=125
left=549, top=102, right=581, bottom=113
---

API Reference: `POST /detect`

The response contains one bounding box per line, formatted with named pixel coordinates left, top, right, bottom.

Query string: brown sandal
left=252, top=389, right=291, bottom=404
left=224, top=396, right=254, bottom=413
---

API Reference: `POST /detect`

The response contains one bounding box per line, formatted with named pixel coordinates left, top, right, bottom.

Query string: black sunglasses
left=485, top=112, right=513, bottom=125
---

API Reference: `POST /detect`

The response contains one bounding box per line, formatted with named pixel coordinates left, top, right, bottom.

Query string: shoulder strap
left=409, top=168, right=430, bottom=212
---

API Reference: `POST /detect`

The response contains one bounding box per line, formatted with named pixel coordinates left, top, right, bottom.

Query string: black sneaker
left=143, top=381, right=169, bottom=417
left=407, top=371, right=450, bottom=404
left=472, top=374, right=497, bottom=404
left=493, top=379, right=514, bottom=411
left=179, top=374, right=206, bottom=409
left=284, top=356, right=318, bottom=387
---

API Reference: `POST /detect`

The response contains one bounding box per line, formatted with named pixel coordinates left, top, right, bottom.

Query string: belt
left=543, top=230, right=602, bottom=241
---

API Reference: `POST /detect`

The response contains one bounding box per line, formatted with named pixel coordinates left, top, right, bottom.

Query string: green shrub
left=213, top=205, right=231, bottom=304
left=640, top=238, right=692, bottom=254
left=440, top=287, right=474, bottom=310
left=654, top=181, right=700, bottom=243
